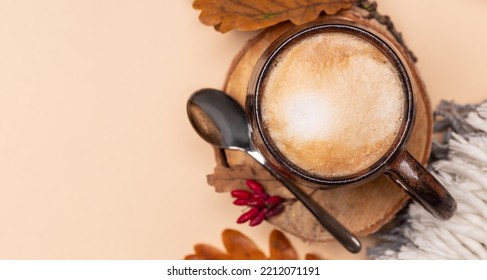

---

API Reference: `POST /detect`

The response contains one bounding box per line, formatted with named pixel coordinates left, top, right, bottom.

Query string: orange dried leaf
left=184, top=229, right=322, bottom=260
left=221, top=229, right=267, bottom=260
left=305, top=253, right=323, bottom=260
left=185, top=244, right=229, bottom=260
left=269, top=229, right=298, bottom=260
left=193, top=0, right=355, bottom=33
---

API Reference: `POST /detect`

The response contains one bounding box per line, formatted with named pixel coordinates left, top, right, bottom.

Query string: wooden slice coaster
left=208, top=7, right=432, bottom=242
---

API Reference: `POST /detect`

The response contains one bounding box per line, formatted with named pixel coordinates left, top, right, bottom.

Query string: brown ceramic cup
left=246, top=19, right=456, bottom=220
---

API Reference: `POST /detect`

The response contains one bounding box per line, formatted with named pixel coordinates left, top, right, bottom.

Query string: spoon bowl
left=187, top=88, right=250, bottom=151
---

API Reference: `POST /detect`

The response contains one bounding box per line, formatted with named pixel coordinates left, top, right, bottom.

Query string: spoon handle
left=248, top=151, right=361, bottom=253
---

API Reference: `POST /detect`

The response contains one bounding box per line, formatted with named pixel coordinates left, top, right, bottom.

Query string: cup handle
left=386, top=151, right=457, bottom=220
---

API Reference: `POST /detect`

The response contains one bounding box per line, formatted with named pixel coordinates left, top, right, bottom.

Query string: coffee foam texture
left=261, top=32, right=405, bottom=178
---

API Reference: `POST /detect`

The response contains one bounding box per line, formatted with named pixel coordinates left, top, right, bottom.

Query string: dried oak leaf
left=207, top=164, right=278, bottom=193
left=268, top=229, right=298, bottom=260
left=222, top=229, right=267, bottom=259
left=184, top=229, right=323, bottom=260
left=193, top=0, right=355, bottom=33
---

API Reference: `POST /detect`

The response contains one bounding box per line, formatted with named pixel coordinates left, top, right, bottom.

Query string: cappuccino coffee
left=260, top=32, right=405, bottom=178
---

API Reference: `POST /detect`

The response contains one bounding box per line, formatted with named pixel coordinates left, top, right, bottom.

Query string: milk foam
left=261, top=32, right=405, bottom=178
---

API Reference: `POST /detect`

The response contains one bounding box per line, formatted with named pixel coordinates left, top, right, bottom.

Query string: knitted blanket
left=368, top=100, right=487, bottom=259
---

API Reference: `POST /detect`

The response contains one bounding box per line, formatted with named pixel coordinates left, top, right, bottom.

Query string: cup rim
left=247, top=19, right=415, bottom=187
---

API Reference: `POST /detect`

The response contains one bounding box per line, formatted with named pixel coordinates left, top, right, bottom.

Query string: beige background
left=0, top=0, right=486, bottom=259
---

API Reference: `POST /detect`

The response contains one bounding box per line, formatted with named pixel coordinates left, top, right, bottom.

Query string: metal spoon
left=187, top=88, right=362, bottom=253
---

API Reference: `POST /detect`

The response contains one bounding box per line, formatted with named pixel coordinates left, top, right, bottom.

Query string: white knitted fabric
left=371, top=102, right=487, bottom=259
